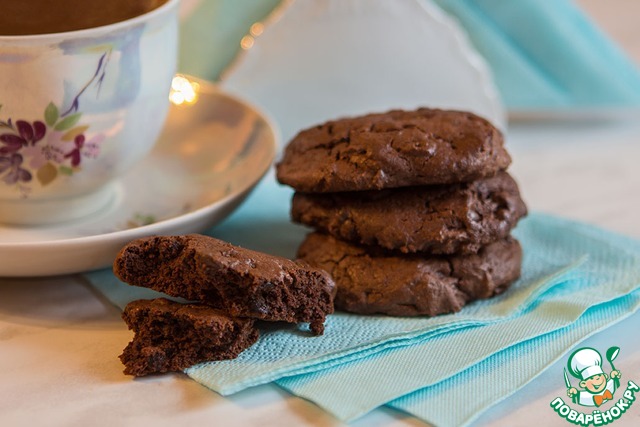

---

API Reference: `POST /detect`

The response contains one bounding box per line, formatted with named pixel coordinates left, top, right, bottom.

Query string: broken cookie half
left=120, top=298, right=259, bottom=377
left=114, top=234, right=336, bottom=376
left=114, top=234, right=336, bottom=335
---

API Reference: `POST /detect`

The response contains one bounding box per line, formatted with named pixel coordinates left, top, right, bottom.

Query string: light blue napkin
left=277, top=262, right=640, bottom=421
left=431, top=0, right=640, bottom=109
left=389, top=290, right=640, bottom=427
left=274, top=214, right=640, bottom=421
left=272, top=215, right=640, bottom=422
left=187, top=249, right=572, bottom=394
left=180, top=0, right=640, bottom=110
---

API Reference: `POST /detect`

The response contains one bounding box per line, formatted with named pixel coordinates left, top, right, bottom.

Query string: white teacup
left=0, top=0, right=179, bottom=225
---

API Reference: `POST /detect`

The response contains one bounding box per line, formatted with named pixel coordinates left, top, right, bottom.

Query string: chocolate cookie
left=120, top=298, right=259, bottom=377
left=113, top=235, right=336, bottom=335
left=276, top=108, right=510, bottom=192
left=297, top=233, right=522, bottom=316
left=292, top=172, right=527, bottom=255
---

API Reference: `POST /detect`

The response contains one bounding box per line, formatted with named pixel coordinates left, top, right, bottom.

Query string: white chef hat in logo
left=569, top=348, right=604, bottom=380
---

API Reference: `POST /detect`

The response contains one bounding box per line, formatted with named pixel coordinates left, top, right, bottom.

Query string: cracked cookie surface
left=292, top=172, right=527, bottom=255
left=297, top=233, right=522, bottom=316
left=120, top=298, right=259, bottom=376
left=114, top=234, right=336, bottom=335
left=276, top=108, right=510, bottom=192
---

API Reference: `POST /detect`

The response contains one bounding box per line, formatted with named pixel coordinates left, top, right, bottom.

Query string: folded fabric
left=275, top=215, right=640, bottom=421
left=432, top=0, right=640, bottom=109
left=277, top=263, right=640, bottom=421
left=389, top=290, right=640, bottom=427
left=278, top=215, right=640, bottom=420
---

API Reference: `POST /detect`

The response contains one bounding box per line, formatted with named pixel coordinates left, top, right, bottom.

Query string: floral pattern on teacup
left=0, top=51, right=110, bottom=197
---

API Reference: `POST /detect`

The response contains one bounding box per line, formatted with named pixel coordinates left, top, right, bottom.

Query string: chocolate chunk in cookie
left=292, top=172, right=527, bottom=255
left=113, top=235, right=335, bottom=335
left=120, top=298, right=259, bottom=377
left=297, top=233, right=522, bottom=317
left=277, top=108, right=510, bottom=192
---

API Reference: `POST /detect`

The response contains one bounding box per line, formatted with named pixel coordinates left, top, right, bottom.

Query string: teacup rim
left=0, top=0, right=180, bottom=41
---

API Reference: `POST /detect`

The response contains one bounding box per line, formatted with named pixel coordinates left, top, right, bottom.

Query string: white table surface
left=3, top=2, right=640, bottom=426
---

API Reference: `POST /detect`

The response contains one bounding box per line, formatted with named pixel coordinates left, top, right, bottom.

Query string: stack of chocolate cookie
left=277, top=108, right=527, bottom=317
left=113, top=234, right=336, bottom=376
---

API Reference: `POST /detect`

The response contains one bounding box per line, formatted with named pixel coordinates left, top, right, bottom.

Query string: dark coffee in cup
left=0, top=0, right=168, bottom=36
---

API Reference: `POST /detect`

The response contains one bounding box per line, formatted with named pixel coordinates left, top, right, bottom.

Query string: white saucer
left=0, top=76, right=277, bottom=277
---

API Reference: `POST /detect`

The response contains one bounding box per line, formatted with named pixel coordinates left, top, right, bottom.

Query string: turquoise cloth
left=274, top=214, right=640, bottom=423
left=389, top=291, right=640, bottom=427
left=432, top=0, right=640, bottom=109
left=277, top=267, right=640, bottom=421
left=180, top=0, right=640, bottom=109
left=273, top=214, right=640, bottom=423
left=86, top=174, right=640, bottom=426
